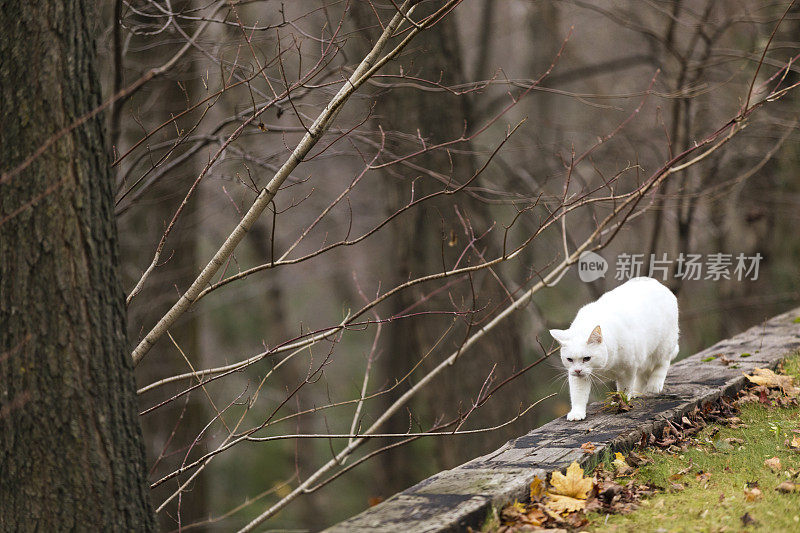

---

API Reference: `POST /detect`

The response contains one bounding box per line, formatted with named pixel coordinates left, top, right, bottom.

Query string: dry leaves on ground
left=744, top=486, right=763, bottom=502
left=775, top=481, right=800, bottom=493
left=745, top=368, right=800, bottom=397
left=765, top=456, right=782, bottom=472
left=602, top=391, right=638, bottom=413
left=549, top=462, right=593, bottom=500
left=612, top=452, right=633, bottom=476
left=494, top=462, right=595, bottom=531
left=494, top=458, right=658, bottom=531
left=493, top=365, right=799, bottom=531
left=741, top=512, right=758, bottom=526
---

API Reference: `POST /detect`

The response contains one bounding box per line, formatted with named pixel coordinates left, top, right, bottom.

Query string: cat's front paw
left=566, top=410, right=586, bottom=421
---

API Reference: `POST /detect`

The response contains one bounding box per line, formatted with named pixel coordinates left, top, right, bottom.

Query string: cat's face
left=549, top=326, right=608, bottom=378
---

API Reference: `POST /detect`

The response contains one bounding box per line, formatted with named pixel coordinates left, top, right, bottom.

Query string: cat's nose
left=573, top=369, right=582, bottom=375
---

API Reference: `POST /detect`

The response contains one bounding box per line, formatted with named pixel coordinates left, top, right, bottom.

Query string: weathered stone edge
left=324, top=307, right=800, bottom=533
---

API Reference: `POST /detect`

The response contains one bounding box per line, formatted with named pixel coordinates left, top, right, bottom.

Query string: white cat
left=549, top=277, right=679, bottom=421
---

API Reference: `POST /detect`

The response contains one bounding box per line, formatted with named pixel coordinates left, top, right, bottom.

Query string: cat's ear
left=549, top=329, right=570, bottom=345
left=587, top=325, right=603, bottom=344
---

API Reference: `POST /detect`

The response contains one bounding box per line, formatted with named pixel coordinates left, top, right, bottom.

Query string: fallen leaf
left=612, top=452, right=633, bottom=476
left=580, top=441, right=596, bottom=454
left=530, top=476, right=545, bottom=500
left=564, top=510, right=589, bottom=528
left=500, top=500, right=528, bottom=523
left=599, top=482, right=622, bottom=504
left=522, top=507, right=547, bottom=526
left=626, top=451, right=652, bottom=466
left=741, top=512, right=758, bottom=526
left=745, top=368, right=800, bottom=397
left=776, top=481, right=800, bottom=493
left=546, top=494, right=586, bottom=513
left=744, top=486, right=763, bottom=502
left=669, top=482, right=685, bottom=492
left=788, top=436, right=800, bottom=451
left=696, top=470, right=712, bottom=483
left=584, top=496, right=602, bottom=513
left=549, top=462, right=593, bottom=500
left=540, top=504, right=566, bottom=524
left=765, top=457, right=782, bottom=472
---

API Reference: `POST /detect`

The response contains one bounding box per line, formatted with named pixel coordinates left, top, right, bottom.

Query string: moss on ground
left=586, top=355, right=800, bottom=532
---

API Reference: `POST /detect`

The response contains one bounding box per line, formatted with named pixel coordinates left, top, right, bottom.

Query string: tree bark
left=0, top=1, right=155, bottom=530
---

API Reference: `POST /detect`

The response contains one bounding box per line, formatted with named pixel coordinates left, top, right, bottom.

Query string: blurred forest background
left=96, top=0, right=799, bottom=530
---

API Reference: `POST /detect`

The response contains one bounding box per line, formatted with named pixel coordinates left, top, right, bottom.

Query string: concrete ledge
left=325, top=307, right=800, bottom=532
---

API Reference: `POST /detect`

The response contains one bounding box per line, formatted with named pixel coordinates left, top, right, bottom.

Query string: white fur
left=549, top=277, right=679, bottom=421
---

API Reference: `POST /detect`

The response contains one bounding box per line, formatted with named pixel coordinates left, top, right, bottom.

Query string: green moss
left=585, top=446, right=615, bottom=475
left=586, top=355, right=800, bottom=532
left=481, top=505, right=501, bottom=531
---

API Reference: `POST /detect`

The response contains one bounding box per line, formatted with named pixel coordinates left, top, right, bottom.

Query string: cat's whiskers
left=546, top=371, right=570, bottom=393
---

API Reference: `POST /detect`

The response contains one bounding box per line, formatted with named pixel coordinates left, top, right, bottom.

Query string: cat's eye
left=566, top=358, right=573, bottom=363
left=583, top=357, right=591, bottom=362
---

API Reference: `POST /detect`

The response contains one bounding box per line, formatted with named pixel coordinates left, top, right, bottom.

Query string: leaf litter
left=489, top=457, right=657, bottom=531
left=485, top=361, right=800, bottom=531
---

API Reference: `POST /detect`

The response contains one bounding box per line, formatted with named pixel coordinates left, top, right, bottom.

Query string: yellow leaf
left=549, top=462, right=593, bottom=499
left=789, top=436, right=800, bottom=450
left=745, top=368, right=800, bottom=396
left=530, top=476, right=545, bottom=500
left=612, top=452, right=627, bottom=468
left=510, top=499, right=526, bottom=513
left=765, top=456, right=782, bottom=472
left=581, top=441, right=596, bottom=454
left=744, top=487, right=763, bottom=502
left=272, top=481, right=292, bottom=499
left=776, top=481, right=800, bottom=493
left=546, top=493, right=587, bottom=513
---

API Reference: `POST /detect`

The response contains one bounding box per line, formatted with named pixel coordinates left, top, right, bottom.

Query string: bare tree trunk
left=0, top=1, right=155, bottom=529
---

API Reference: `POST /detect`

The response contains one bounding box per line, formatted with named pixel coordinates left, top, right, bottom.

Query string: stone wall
left=325, top=307, right=800, bottom=532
